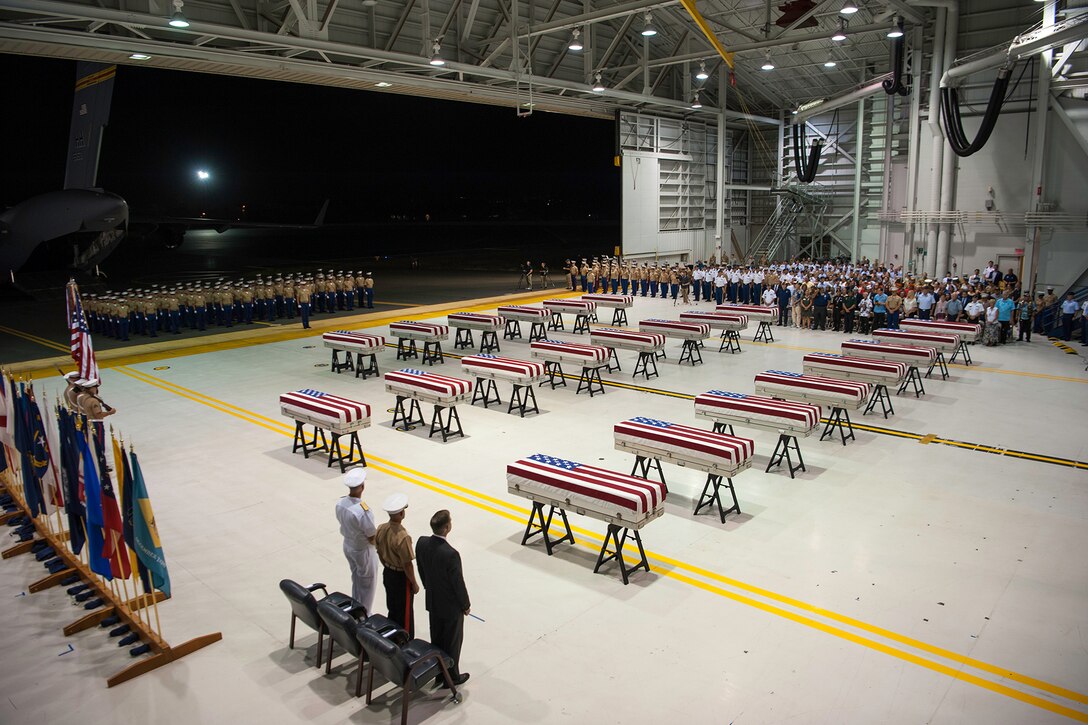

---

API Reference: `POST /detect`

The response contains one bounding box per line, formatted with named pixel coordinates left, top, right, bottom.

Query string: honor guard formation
left=81, top=269, right=376, bottom=339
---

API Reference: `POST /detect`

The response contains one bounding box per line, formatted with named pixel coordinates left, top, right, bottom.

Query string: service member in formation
left=363, top=272, right=375, bottom=309
left=335, top=468, right=379, bottom=613
left=375, top=493, right=418, bottom=637
left=62, top=372, right=83, bottom=410
left=76, top=379, right=116, bottom=419
left=297, top=277, right=312, bottom=329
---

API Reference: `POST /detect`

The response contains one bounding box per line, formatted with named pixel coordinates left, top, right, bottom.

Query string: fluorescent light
left=168, top=0, right=189, bottom=27
left=641, top=12, right=657, bottom=37
left=569, top=28, right=583, bottom=51
left=128, top=53, right=151, bottom=60
left=840, top=1, right=859, bottom=14
left=429, top=40, right=445, bottom=66
left=696, top=62, right=709, bottom=81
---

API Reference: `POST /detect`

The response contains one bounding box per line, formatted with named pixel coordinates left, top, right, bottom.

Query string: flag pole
left=150, top=585, right=163, bottom=640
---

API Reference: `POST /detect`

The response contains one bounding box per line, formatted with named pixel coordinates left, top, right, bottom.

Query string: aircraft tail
left=314, top=199, right=330, bottom=227
left=64, top=62, right=117, bottom=190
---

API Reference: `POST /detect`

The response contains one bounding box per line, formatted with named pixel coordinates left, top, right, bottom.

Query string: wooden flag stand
left=0, top=476, right=222, bottom=688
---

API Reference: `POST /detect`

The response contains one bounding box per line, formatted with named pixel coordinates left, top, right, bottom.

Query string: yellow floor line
left=112, top=364, right=1088, bottom=719
left=0, top=325, right=70, bottom=354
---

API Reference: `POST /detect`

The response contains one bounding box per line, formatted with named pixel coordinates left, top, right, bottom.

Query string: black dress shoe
left=437, top=672, right=470, bottom=688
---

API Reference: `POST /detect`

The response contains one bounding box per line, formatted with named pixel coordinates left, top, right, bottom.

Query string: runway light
left=196, top=170, right=210, bottom=181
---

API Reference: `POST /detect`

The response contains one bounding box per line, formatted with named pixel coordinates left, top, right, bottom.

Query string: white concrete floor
left=3, top=294, right=1087, bottom=725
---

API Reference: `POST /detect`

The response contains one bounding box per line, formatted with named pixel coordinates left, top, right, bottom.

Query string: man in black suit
left=415, top=509, right=471, bottom=687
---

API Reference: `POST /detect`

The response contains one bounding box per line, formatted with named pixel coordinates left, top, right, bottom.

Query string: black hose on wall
left=792, top=123, right=823, bottom=183
left=940, top=68, right=1011, bottom=157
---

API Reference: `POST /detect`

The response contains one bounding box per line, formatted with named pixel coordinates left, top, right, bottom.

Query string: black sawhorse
left=604, top=348, right=622, bottom=373
left=327, top=431, right=365, bottom=472
left=353, top=352, right=379, bottom=379
left=508, top=383, right=539, bottom=417
left=633, top=350, right=659, bottom=380
left=897, top=365, right=925, bottom=397
left=593, top=523, right=650, bottom=585
left=293, top=421, right=328, bottom=459
left=330, top=349, right=354, bottom=374
left=820, top=406, right=855, bottom=445
left=694, top=474, right=740, bottom=523
left=471, top=378, right=501, bottom=408
left=864, top=383, right=894, bottom=418
left=926, top=351, right=949, bottom=380
left=422, top=341, right=444, bottom=365
left=576, top=365, right=606, bottom=396
left=540, top=361, right=568, bottom=390
left=716, top=422, right=805, bottom=479
left=610, top=308, right=628, bottom=326
left=396, top=338, right=419, bottom=361
left=392, top=395, right=425, bottom=432
left=754, top=320, right=775, bottom=343
left=572, top=314, right=590, bottom=334
left=548, top=312, right=565, bottom=331
left=504, top=319, right=522, bottom=340
left=679, top=339, right=704, bottom=366
left=454, top=328, right=474, bottom=349
left=630, top=455, right=665, bottom=484
left=719, top=330, right=742, bottom=354
left=950, top=340, right=973, bottom=365
left=429, top=404, right=463, bottom=442
left=521, top=501, right=575, bottom=555
left=528, top=322, right=546, bottom=341
left=479, top=330, right=500, bottom=353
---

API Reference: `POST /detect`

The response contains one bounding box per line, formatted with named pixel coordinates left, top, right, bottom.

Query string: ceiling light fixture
left=696, top=62, right=709, bottom=81
left=568, top=28, right=583, bottom=51
left=691, top=92, right=702, bottom=109
left=429, top=40, right=445, bottom=66
left=887, top=16, right=904, bottom=38
left=831, top=18, right=847, bottom=42
left=840, top=1, right=859, bottom=14
left=641, top=11, right=658, bottom=37
left=375, top=81, right=393, bottom=88
left=761, top=51, right=775, bottom=71
left=128, top=53, right=151, bottom=60
left=168, top=0, right=190, bottom=27
left=824, top=56, right=837, bottom=68
left=592, top=71, right=606, bottom=92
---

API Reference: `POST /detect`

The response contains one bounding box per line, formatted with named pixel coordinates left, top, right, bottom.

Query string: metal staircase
left=747, top=184, right=831, bottom=261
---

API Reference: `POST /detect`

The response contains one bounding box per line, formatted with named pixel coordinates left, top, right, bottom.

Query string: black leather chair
left=318, top=602, right=409, bottom=697
left=357, top=626, right=460, bottom=725
left=278, top=579, right=354, bottom=668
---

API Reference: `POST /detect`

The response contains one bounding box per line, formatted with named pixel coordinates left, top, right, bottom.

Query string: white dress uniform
left=336, top=495, right=379, bottom=612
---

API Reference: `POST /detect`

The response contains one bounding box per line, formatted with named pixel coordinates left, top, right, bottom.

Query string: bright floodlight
left=197, top=170, right=210, bottom=181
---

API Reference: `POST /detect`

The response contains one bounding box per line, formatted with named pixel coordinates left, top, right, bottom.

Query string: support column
left=935, top=8, right=958, bottom=278
left=902, top=25, right=924, bottom=268
left=716, top=64, right=728, bottom=264
left=851, top=90, right=865, bottom=262
left=1025, top=0, right=1055, bottom=294
left=924, top=7, right=947, bottom=277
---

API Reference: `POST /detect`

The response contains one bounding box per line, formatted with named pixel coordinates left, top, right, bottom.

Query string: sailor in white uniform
left=335, top=467, right=379, bottom=612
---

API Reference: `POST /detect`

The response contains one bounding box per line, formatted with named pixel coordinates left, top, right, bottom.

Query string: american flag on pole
left=66, top=280, right=99, bottom=381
